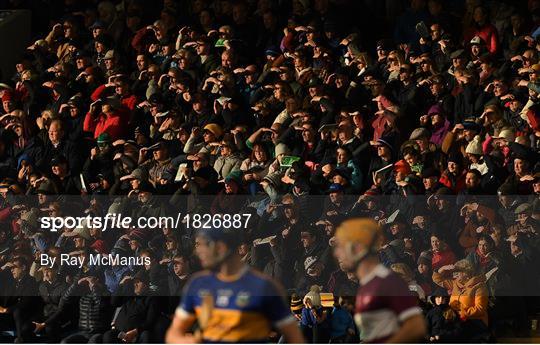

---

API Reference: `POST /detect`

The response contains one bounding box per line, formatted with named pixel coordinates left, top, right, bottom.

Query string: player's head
left=333, top=218, right=382, bottom=272
left=195, top=228, right=241, bottom=270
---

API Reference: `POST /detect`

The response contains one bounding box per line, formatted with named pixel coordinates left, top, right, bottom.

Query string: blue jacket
left=330, top=306, right=354, bottom=338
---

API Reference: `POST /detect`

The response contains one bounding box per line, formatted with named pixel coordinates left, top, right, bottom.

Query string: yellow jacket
left=432, top=272, right=489, bottom=325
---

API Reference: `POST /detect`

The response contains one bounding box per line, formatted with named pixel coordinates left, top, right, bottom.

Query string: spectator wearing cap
left=212, top=139, right=243, bottom=180
left=102, top=50, right=125, bottom=79
left=60, top=96, right=86, bottom=143
left=120, top=167, right=149, bottom=194
left=507, top=203, right=538, bottom=237
left=409, top=127, right=443, bottom=171
left=389, top=63, right=421, bottom=123
left=83, top=96, right=124, bottom=140
left=496, top=183, right=519, bottom=227
left=367, top=136, right=395, bottom=187
left=503, top=90, right=529, bottom=134
left=423, top=75, right=455, bottom=120
left=210, top=170, right=246, bottom=214
left=457, top=202, right=498, bottom=254
left=130, top=183, right=167, bottom=222
left=183, top=122, right=223, bottom=156
left=83, top=132, right=115, bottom=184
left=467, top=36, right=487, bottom=70
left=93, top=34, right=112, bottom=69
left=320, top=182, right=351, bottom=222
left=416, top=251, right=435, bottom=296
left=421, top=167, right=443, bottom=195
left=139, top=141, right=173, bottom=188
left=442, top=119, right=481, bottom=156
left=49, top=155, right=81, bottom=194
left=91, top=75, right=138, bottom=125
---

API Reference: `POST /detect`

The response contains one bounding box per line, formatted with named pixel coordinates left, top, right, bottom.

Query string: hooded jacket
left=432, top=272, right=489, bottom=325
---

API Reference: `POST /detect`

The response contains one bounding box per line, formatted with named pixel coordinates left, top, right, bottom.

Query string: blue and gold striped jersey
left=175, top=266, right=295, bottom=343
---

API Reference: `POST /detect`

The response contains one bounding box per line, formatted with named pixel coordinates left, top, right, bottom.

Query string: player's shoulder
left=246, top=268, right=287, bottom=292
left=185, top=269, right=214, bottom=287
left=364, top=265, right=409, bottom=290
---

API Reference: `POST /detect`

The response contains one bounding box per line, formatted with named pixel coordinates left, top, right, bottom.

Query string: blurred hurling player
left=333, top=218, right=426, bottom=343
left=166, top=228, right=304, bottom=343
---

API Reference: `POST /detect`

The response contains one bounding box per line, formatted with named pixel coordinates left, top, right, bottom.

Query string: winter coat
left=433, top=273, right=489, bottom=325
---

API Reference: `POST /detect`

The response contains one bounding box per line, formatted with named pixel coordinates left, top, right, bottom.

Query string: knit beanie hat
left=465, top=135, right=483, bottom=155
left=303, top=285, right=322, bottom=307
left=290, top=294, right=303, bottom=315
left=274, top=143, right=290, bottom=157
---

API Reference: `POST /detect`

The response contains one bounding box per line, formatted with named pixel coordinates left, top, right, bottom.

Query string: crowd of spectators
left=0, top=0, right=539, bottom=343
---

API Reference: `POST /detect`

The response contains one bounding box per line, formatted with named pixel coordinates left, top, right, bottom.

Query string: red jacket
left=432, top=249, right=456, bottom=271
left=84, top=111, right=124, bottom=140
left=439, top=170, right=466, bottom=193
left=91, top=84, right=137, bottom=124
left=470, top=24, right=499, bottom=54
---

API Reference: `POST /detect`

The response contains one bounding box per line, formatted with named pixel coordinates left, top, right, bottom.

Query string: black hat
left=434, top=187, right=453, bottom=196
left=308, top=77, right=323, bottom=88
left=193, top=166, right=215, bottom=181
left=94, top=33, right=112, bottom=47
left=74, top=50, right=90, bottom=59
left=497, top=183, right=516, bottom=196
left=137, top=181, right=155, bottom=194
left=148, top=93, right=163, bottom=105
left=462, top=120, right=481, bottom=132
left=421, top=167, right=440, bottom=179
left=450, top=49, right=466, bottom=59
left=447, top=151, right=463, bottom=165
left=133, top=269, right=149, bottom=283
left=376, top=39, right=393, bottom=51
left=429, top=286, right=449, bottom=304
left=51, top=155, right=68, bottom=167
left=294, top=178, right=311, bottom=191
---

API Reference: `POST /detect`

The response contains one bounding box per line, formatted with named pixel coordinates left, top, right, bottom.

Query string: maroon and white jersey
left=354, top=264, right=422, bottom=343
